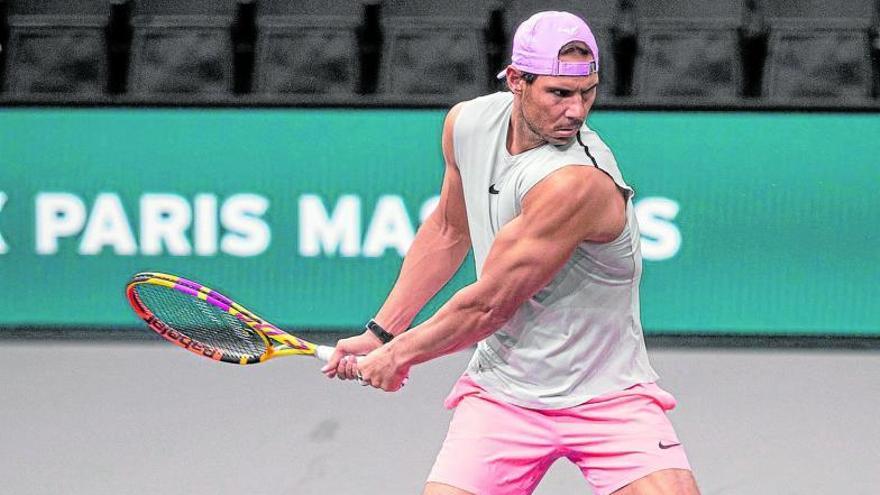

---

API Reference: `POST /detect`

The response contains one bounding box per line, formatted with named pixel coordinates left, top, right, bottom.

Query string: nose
left=564, top=97, right=587, bottom=122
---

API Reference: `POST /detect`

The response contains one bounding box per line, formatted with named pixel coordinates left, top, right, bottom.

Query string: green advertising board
left=1, top=108, right=877, bottom=335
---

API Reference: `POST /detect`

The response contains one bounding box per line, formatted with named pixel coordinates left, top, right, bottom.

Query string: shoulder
left=468, top=91, right=513, bottom=109
left=443, top=101, right=466, bottom=131
left=522, top=165, right=627, bottom=242
left=546, top=126, right=633, bottom=200
left=576, top=125, right=612, bottom=149
left=526, top=166, right=620, bottom=206
left=442, top=100, right=469, bottom=150
left=575, top=125, right=617, bottom=170
left=441, top=102, right=466, bottom=167
left=553, top=127, right=617, bottom=169
left=446, top=92, right=511, bottom=153
left=515, top=132, right=624, bottom=207
left=452, top=92, right=511, bottom=129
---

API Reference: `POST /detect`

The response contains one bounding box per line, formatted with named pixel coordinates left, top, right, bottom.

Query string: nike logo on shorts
left=658, top=441, right=682, bottom=449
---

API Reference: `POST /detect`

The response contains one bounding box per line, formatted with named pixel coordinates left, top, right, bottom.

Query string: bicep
left=476, top=213, right=579, bottom=319
left=476, top=166, right=624, bottom=316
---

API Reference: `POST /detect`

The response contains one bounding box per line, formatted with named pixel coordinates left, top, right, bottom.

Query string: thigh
left=612, top=468, right=700, bottom=495
left=560, top=383, right=694, bottom=495
left=423, top=482, right=476, bottom=495
left=426, top=376, right=559, bottom=495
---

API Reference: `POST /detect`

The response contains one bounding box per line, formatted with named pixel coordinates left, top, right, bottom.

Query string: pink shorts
left=426, top=374, right=691, bottom=495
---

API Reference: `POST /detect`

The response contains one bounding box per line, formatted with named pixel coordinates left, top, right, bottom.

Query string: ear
left=506, top=68, right=524, bottom=94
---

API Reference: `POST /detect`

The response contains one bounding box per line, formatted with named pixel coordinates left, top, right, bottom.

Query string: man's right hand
left=320, top=331, right=383, bottom=380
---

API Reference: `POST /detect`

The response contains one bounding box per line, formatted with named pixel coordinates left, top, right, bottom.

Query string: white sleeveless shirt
left=454, top=92, right=658, bottom=409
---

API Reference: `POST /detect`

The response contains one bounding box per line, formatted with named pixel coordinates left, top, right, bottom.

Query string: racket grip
left=316, top=345, right=408, bottom=387
left=314, top=345, right=335, bottom=362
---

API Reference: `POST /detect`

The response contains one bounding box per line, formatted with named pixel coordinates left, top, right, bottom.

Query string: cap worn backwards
left=497, top=11, right=599, bottom=80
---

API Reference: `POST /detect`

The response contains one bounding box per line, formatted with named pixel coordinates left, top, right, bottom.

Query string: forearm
left=373, top=216, right=470, bottom=334
left=386, top=274, right=517, bottom=367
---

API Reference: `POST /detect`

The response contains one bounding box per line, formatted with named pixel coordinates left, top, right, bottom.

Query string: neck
left=507, top=97, right=546, bottom=155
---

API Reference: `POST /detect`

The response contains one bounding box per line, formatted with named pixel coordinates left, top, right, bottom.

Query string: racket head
left=126, top=272, right=319, bottom=365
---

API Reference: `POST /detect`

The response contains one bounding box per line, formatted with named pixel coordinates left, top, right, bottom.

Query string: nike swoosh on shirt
left=488, top=184, right=500, bottom=194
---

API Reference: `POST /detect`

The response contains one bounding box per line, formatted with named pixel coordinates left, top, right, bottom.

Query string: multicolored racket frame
left=126, top=272, right=332, bottom=365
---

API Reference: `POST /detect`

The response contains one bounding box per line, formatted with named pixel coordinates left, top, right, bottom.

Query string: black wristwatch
left=366, top=319, right=395, bottom=344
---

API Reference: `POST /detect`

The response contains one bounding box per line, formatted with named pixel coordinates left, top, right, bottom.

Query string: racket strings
left=134, top=284, right=268, bottom=359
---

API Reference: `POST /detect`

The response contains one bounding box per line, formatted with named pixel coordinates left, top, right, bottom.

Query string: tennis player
left=324, top=11, right=700, bottom=495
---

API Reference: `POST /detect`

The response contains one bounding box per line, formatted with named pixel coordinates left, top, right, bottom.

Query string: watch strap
left=366, top=319, right=394, bottom=344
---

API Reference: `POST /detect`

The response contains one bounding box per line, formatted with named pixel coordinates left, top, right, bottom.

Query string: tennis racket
left=126, top=271, right=334, bottom=365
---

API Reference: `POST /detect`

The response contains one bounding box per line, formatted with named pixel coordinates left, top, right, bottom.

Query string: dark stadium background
left=1, top=1, right=878, bottom=494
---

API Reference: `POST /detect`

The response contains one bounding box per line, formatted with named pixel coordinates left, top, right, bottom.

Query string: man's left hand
left=357, top=344, right=410, bottom=392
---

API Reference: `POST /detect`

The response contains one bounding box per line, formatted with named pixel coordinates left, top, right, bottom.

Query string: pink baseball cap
left=497, top=11, right=599, bottom=79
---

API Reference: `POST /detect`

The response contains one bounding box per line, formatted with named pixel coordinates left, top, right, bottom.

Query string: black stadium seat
left=764, top=22, right=872, bottom=102
left=127, top=1, right=235, bottom=98
left=632, top=0, right=741, bottom=103
left=637, top=0, right=741, bottom=20
left=6, top=0, right=106, bottom=15
left=376, top=0, right=498, bottom=102
left=255, top=15, right=359, bottom=98
left=762, top=0, right=873, bottom=20
left=636, top=20, right=740, bottom=101
left=253, top=1, right=369, bottom=101
left=761, top=0, right=874, bottom=103
left=379, top=17, right=486, bottom=101
left=3, top=0, right=107, bottom=96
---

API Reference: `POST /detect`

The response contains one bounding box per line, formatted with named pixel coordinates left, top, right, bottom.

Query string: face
left=512, top=56, right=599, bottom=147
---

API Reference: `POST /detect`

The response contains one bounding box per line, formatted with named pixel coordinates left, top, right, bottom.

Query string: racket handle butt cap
left=315, top=345, right=335, bottom=362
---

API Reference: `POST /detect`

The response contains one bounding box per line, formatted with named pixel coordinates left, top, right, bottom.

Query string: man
left=323, top=11, right=700, bottom=495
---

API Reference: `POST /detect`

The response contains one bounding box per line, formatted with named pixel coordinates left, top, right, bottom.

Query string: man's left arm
left=356, top=164, right=626, bottom=391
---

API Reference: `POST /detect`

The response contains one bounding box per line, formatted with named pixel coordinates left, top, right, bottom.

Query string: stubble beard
left=519, top=91, right=574, bottom=147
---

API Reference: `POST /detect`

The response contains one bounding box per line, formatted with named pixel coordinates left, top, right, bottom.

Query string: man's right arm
left=322, top=102, right=471, bottom=378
